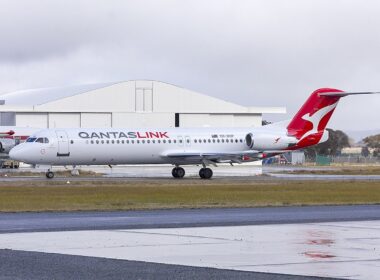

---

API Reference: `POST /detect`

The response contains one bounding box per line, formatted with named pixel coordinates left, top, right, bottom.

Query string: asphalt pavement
left=1, top=205, right=380, bottom=233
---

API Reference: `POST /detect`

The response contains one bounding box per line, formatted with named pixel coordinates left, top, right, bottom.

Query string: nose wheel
left=45, top=171, right=54, bottom=179
left=199, top=168, right=213, bottom=179
left=172, top=167, right=185, bottom=178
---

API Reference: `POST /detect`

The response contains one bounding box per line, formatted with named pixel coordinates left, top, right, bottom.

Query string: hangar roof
left=0, top=82, right=117, bottom=106
left=0, top=80, right=285, bottom=114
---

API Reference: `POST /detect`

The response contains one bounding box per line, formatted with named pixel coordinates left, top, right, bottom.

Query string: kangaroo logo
left=299, top=102, right=338, bottom=141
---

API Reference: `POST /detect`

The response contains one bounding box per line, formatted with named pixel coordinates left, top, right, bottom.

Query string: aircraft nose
left=9, top=146, right=23, bottom=161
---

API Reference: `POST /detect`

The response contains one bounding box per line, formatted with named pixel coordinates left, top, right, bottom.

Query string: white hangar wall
left=0, top=80, right=285, bottom=129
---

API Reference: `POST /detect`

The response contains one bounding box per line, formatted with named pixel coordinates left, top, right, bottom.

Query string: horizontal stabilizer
left=319, top=91, right=380, bottom=97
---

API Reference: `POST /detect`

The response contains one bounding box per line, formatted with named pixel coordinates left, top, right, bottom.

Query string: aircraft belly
left=59, top=144, right=167, bottom=165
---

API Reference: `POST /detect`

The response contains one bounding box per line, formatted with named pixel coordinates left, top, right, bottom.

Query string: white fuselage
left=9, top=126, right=294, bottom=166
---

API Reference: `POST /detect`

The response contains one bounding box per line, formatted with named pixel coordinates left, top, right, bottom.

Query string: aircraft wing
left=162, top=150, right=288, bottom=164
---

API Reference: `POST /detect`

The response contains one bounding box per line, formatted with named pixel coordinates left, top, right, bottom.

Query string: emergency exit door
left=56, top=130, right=70, bottom=156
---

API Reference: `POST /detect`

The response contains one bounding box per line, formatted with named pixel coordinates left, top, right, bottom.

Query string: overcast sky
left=0, top=0, right=379, bottom=131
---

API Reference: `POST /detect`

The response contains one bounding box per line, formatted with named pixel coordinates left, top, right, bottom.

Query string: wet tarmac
left=1, top=205, right=380, bottom=234
left=1, top=206, right=380, bottom=279
left=1, top=220, right=379, bottom=279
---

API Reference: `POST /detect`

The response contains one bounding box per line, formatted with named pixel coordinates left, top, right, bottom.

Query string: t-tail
left=286, top=88, right=379, bottom=149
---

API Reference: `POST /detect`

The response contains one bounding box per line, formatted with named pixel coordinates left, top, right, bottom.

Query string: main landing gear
left=45, top=170, right=54, bottom=179
left=171, top=166, right=213, bottom=179
left=199, top=167, right=213, bottom=179
left=172, top=167, right=185, bottom=178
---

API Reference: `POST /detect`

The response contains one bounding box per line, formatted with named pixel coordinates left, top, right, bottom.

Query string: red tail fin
left=287, top=88, right=343, bottom=145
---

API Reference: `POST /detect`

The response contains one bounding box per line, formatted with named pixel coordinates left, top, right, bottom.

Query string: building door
left=56, top=130, right=70, bottom=156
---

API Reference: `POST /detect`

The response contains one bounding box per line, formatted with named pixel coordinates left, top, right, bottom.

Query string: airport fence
left=305, top=155, right=380, bottom=165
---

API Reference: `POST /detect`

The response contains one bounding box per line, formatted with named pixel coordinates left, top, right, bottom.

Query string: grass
left=0, top=179, right=379, bottom=212
left=284, top=166, right=380, bottom=175
left=0, top=170, right=101, bottom=177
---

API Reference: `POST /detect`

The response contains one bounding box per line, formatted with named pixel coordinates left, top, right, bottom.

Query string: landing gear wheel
left=46, top=171, right=54, bottom=179
left=199, top=168, right=213, bottom=179
left=172, top=167, right=185, bottom=178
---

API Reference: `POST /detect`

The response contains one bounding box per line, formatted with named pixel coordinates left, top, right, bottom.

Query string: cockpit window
left=26, top=137, right=37, bottom=142
left=35, top=137, right=49, bottom=143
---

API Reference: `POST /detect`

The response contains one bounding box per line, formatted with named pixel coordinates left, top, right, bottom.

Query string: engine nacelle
left=0, top=138, right=16, bottom=153
left=245, top=133, right=297, bottom=150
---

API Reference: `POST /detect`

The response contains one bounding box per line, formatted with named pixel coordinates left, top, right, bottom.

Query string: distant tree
left=303, top=128, right=350, bottom=159
left=262, top=120, right=272, bottom=126
left=361, top=147, right=370, bottom=157
left=363, top=134, right=380, bottom=157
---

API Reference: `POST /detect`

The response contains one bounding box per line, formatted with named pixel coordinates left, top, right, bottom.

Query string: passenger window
left=152, top=140, right=155, bottom=144
left=101, top=140, right=104, bottom=144
left=70, top=140, right=74, bottom=144
left=194, top=139, right=197, bottom=143
left=117, top=140, right=120, bottom=144
left=203, top=139, right=206, bottom=143
left=106, top=140, right=110, bottom=144
left=142, top=140, right=145, bottom=144
left=91, top=140, right=94, bottom=144
left=212, top=139, right=215, bottom=143
left=174, top=140, right=176, bottom=143
left=163, top=140, right=166, bottom=144
left=168, top=140, right=171, bottom=144
left=208, top=139, right=211, bottom=143
left=147, top=140, right=150, bottom=144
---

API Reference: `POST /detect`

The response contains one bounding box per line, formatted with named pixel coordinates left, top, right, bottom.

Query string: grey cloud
left=0, top=0, right=379, bottom=130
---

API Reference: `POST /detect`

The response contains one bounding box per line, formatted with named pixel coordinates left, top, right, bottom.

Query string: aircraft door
left=56, top=130, right=70, bottom=156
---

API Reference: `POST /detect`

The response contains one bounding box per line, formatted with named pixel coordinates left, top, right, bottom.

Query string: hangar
left=0, top=80, right=285, bottom=129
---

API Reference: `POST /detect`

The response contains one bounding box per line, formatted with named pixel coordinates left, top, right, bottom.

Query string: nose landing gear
left=45, top=170, right=54, bottom=179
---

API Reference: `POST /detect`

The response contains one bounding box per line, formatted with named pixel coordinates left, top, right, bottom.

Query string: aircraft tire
left=172, top=167, right=185, bottom=178
left=176, top=167, right=185, bottom=178
left=172, top=167, right=178, bottom=178
left=199, top=168, right=213, bottom=179
left=46, top=171, right=54, bottom=179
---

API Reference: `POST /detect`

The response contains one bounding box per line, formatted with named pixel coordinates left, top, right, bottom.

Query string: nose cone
left=9, top=146, right=23, bottom=162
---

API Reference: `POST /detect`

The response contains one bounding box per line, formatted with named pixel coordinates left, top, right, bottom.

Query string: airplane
left=9, top=88, right=379, bottom=179
left=0, top=126, right=40, bottom=153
